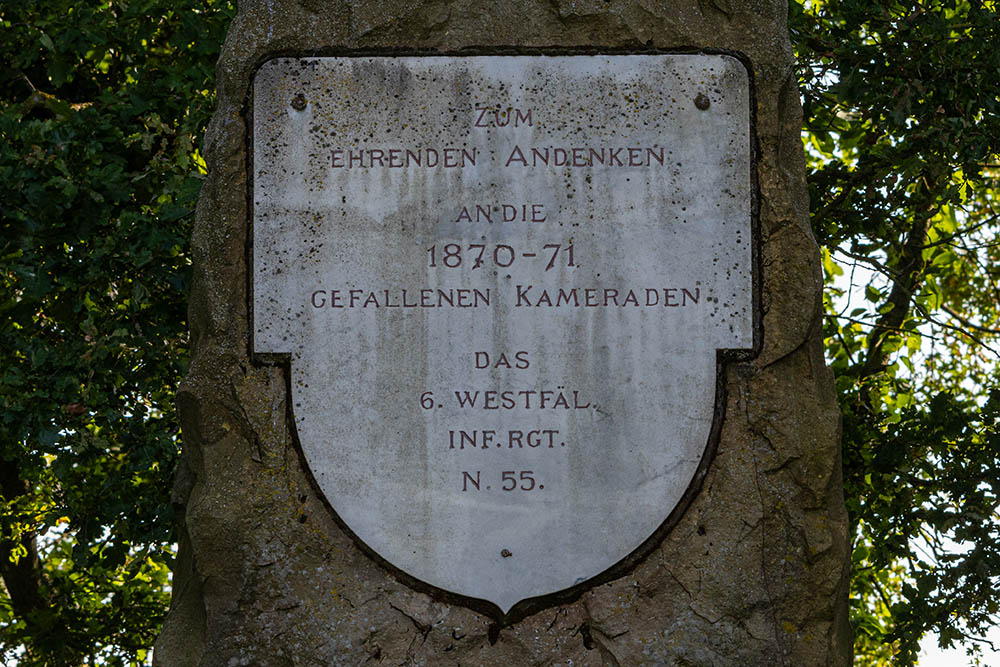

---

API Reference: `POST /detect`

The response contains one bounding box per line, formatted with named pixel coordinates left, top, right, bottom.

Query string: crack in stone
left=762, top=454, right=803, bottom=476
left=344, top=592, right=382, bottom=609
left=688, top=606, right=725, bottom=626
left=737, top=516, right=764, bottom=544
left=665, top=567, right=694, bottom=600
left=668, top=564, right=731, bottom=628
left=388, top=602, right=432, bottom=659
left=741, top=378, right=789, bottom=667
left=390, top=603, right=432, bottom=634
left=757, top=297, right=817, bottom=370
left=750, top=449, right=788, bottom=666
left=588, top=624, right=624, bottom=667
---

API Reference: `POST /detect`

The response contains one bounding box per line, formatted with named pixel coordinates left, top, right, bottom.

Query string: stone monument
left=156, top=2, right=851, bottom=665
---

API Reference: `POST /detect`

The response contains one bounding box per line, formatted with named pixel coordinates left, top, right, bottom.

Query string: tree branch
left=941, top=305, right=1000, bottom=335
left=0, top=457, right=48, bottom=623
left=861, top=213, right=932, bottom=381
left=919, top=213, right=1000, bottom=250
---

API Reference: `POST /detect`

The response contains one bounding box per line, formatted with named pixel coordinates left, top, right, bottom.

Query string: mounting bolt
left=694, top=93, right=711, bottom=110
left=291, top=93, right=307, bottom=111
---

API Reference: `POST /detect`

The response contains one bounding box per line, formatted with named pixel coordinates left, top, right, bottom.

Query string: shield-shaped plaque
left=252, top=55, right=754, bottom=614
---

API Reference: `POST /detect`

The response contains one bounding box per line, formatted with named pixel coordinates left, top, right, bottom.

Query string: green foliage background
left=0, top=1, right=234, bottom=663
left=793, top=0, right=1000, bottom=663
left=0, top=0, right=997, bottom=664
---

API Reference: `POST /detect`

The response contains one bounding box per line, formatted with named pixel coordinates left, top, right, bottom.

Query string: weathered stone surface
left=155, top=1, right=851, bottom=665
left=252, top=53, right=753, bottom=614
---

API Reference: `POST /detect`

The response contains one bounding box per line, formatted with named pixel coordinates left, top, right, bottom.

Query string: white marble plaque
left=252, top=55, right=753, bottom=613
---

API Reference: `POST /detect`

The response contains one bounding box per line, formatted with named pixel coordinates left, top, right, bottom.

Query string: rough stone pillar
left=155, top=1, right=851, bottom=665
